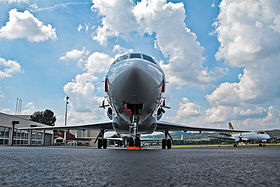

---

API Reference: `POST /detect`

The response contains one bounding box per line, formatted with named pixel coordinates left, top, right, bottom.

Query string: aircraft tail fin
left=229, top=122, right=234, bottom=129
left=229, top=122, right=234, bottom=135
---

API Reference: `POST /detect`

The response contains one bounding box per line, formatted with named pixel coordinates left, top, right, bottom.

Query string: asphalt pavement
left=0, top=146, right=279, bottom=186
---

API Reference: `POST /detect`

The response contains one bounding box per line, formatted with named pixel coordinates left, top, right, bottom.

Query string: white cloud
left=201, top=0, right=280, bottom=130
left=0, top=9, right=57, bottom=42
left=0, top=57, right=22, bottom=79
left=62, top=50, right=114, bottom=124
left=173, top=98, right=278, bottom=130
left=77, top=24, right=83, bottom=32
left=60, top=47, right=89, bottom=61
left=205, top=105, right=267, bottom=124
left=63, top=73, right=105, bottom=124
left=175, top=98, right=201, bottom=121
left=91, top=0, right=138, bottom=45
left=206, top=105, right=280, bottom=130
left=85, top=52, right=113, bottom=74
left=113, top=45, right=133, bottom=57
left=92, top=0, right=222, bottom=85
left=0, top=0, right=29, bottom=3
left=64, top=73, right=98, bottom=96
left=207, top=0, right=280, bottom=106
left=21, top=102, right=36, bottom=115
left=77, top=24, right=89, bottom=32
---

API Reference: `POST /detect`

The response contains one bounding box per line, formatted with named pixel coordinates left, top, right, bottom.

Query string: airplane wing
left=156, top=121, right=249, bottom=133
left=17, top=121, right=113, bottom=131
left=208, top=136, right=235, bottom=140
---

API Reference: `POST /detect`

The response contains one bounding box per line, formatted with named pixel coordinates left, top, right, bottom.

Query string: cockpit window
left=142, top=54, right=155, bottom=63
left=130, top=53, right=142, bottom=59
left=257, top=131, right=265, bottom=134
left=113, top=54, right=129, bottom=64
left=112, top=53, right=157, bottom=65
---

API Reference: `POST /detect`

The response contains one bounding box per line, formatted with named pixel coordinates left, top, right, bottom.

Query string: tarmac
left=0, top=146, right=279, bottom=186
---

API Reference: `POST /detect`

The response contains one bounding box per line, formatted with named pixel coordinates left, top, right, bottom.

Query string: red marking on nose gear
left=132, top=94, right=137, bottom=97
left=124, top=108, right=132, bottom=115
left=105, top=78, right=108, bottom=92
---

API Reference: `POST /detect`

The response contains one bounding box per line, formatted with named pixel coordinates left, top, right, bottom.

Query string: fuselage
left=105, top=53, right=165, bottom=134
left=232, top=132, right=270, bottom=142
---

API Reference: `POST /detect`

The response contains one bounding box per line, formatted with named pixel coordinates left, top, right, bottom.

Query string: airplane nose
left=117, top=65, right=156, bottom=104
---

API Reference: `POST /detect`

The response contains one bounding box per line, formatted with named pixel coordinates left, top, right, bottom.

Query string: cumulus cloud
left=175, top=98, right=201, bottom=121
left=173, top=97, right=277, bottom=130
left=205, top=105, right=267, bottom=124
left=64, top=73, right=98, bottom=96
left=92, top=0, right=219, bottom=85
left=64, top=73, right=105, bottom=124
left=84, top=52, right=113, bottom=74
left=0, top=57, right=22, bottom=79
left=201, top=0, right=280, bottom=129
left=63, top=51, right=113, bottom=124
left=60, top=47, right=89, bottom=61
left=0, top=9, right=57, bottom=42
left=91, top=0, right=138, bottom=45
left=173, top=97, right=205, bottom=127
left=208, top=0, right=280, bottom=106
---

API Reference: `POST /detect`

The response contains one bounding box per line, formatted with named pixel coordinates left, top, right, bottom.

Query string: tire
left=98, top=139, right=103, bottom=149
left=135, top=137, right=141, bottom=147
left=129, top=137, right=134, bottom=146
left=162, top=139, right=166, bottom=149
left=167, top=139, right=172, bottom=149
left=103, top=139, right=107, bottom=149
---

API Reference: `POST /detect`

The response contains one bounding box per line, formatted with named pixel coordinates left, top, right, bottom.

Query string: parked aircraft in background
left=19, top=53, right=248, bottom=149
left=210, top=122, right=271, bottom=147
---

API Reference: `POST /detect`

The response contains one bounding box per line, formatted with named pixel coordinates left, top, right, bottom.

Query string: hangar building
left=0, top=112, right=53, bottom=146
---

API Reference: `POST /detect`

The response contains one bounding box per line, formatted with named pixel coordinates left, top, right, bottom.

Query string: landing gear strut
left=95, top=130, right=107, bottom=149
left=128, top=115, right=141, bottom=147
left=162, top=130, right=172, bottom=149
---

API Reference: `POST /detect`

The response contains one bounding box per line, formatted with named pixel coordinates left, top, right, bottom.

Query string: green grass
left=171, top=143, right=280, bottom=148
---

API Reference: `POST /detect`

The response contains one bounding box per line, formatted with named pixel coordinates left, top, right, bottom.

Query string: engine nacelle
left=157, top=108, right=163, bottom=120
left=107, top=107, right=113, bottom=120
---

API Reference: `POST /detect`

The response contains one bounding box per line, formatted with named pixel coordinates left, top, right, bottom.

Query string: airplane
left=209, top=122, right=271, bottom=147
left=19, top=53, right=248, bottom=149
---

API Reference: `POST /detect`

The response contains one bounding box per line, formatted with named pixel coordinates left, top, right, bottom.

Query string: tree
left=30, top=109, right=56, bottom=126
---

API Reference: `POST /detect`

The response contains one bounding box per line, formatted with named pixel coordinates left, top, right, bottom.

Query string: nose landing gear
left=128, top=115, right=141, bottom=148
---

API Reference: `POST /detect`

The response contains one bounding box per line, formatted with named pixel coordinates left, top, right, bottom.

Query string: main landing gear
left=95, top=130, right=107, bottom=149
left=162, top=130, right=172, bottom=149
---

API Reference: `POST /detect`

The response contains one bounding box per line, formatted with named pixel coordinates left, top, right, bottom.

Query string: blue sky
left=1, top=0, right=280, bottom=130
